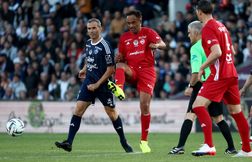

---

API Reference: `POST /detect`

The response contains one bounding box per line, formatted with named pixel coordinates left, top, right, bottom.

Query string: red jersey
left=202, top=19, right=238, bottom=81
left=118, top=27, right=161, bottom=68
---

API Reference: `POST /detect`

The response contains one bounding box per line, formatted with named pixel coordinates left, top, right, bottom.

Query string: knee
left=212, top=115, right=223, bottom=123
left=74, top=109, right=83, bottom=117
left=140, top=102, right=150, bottom=114
left=185, top=112, right=196, bottom=121
left=228, top=105, right=242, bottom=114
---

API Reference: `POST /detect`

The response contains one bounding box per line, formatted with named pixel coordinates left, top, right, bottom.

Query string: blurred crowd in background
left=0, top=0, right=252, bottom=101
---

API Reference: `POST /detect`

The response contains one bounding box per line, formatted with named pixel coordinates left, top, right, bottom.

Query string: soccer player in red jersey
left=191, top=0, right=252, bottom=157
left=114, top=10, right=166, bottom=153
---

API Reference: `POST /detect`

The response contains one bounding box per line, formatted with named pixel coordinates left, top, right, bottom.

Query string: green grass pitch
left=0, top=132, right=251, bottom=162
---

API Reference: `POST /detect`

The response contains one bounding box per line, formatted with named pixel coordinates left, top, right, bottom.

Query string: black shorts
left=187, top=82, right=223, bottom=117
left=77, top=78, right=115, bottom=108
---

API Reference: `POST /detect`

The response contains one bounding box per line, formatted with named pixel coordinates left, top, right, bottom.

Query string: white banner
left=0, top=100, right=191, bottom=133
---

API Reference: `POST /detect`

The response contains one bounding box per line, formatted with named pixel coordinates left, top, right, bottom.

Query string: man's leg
left=228, top=104, right=251, bottom=153
left=192, top=96, right=216, bottom=156
left=169, top=112, right=195, bottom=154
left=55, top=101, right=90, bottom=152
left=139, top=92, right=152, bottom=153
left=249, top=106, right=252, bottom=140
left=114, top=63, right=133, bottom=89
left=169, top=119, right=193, bottom=154
left=105, top=107, right=133, bottom=153
left=212, top=115, right=236, bottom=154
left=209, top=101, right=237, bottom=154
left=108, top=63, right=133, bottom=100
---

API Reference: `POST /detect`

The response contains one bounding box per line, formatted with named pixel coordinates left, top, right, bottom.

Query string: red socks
left=115, top=68, right=125, bottom=89
left=141, top=114, right=151, bottom=141
left=193, top=106, right=213, bottom=147
left=232, top=112, right=251, bottom=152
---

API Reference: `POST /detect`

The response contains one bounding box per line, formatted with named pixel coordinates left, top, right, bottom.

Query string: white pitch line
left=0, top=151, right=144, bottom=160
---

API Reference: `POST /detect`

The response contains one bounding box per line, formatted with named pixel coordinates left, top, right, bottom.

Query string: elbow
left=216, top=52, right=222, bottom=57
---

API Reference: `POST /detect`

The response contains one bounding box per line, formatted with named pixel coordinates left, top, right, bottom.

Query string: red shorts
left=198, top=77, right=240, bottom=105
left=128, top=66, right=156, bottom=95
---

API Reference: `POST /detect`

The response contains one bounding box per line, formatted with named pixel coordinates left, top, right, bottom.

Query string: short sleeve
left=118, top=35, right=125, bottom=56
left=105, top=46, right=115, bottom=66
left=202, top=27, right=219, bottom=50
left=190, top=46, right=201, bottom=73
left=147, top=28, right=161, bottom=43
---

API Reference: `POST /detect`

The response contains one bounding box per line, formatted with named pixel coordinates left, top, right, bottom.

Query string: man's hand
left=239, top=87, right=246, bottom=97
left=78, top=69, right=86, bottom=78
left=115, top=53, right=124, bottom=63
left=198, top=68, right=205, bottom=82
left=184, top=87, right=193, bottom=96
left=149, top=43, right=159, bottom=49
left=87, top=83, right=99, bottom=91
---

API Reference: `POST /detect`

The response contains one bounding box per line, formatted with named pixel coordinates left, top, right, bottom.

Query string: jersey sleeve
left=202, top=27, right=219, bottom=50
left=118, top=35, right=125, bottom=56
left=147, top=28, right=162, bottom=43
left=104, top=42, right=115, bottom=66
left=190, top=46, right=201, bottom=73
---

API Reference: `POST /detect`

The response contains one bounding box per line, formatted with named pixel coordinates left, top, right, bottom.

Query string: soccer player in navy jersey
left=191, top=0, right=252, bottom=157
left=55, top=18, right=133, bottom=153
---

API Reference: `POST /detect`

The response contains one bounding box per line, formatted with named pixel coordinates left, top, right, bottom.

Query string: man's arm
left=149, top=40, right=166, bottom=50
left=198, top=44, right=222, bottom=81
left=184, top=73, right=198, bottom=96
left=79, top=62, right=87, bottom=78
left=240, top=73, right=252, bottom=96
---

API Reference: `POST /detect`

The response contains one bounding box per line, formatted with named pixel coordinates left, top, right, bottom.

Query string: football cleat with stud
left=55, top=140, right=72, bottom=152
left=225, top=148, right=237, bottom=154
left=107, top=81, right=125, bottom=100
left=232, top=150, right=252, bottom=157
left=120, top=140, right=133, bottom=153
left=192, top=144, right=216, bottom=156
left=169, top=147, right=185, bottom=155
left=140, top=140, right=151, bottom=153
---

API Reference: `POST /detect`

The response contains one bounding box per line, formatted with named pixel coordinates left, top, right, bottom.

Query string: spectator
left=58, top=71, right=69, bottom=100
left=67, top=41, right=82, bottom=61
left=0, top=1, right=15, bottom=24
left=0, top=72, right=10, bottom=98
left=109, top=11, right=126, bottom=37
left=1, top=41, right=18, bottom=61
left=48, top=73, right=61, bottom=100
left=66, top=76, right=80, bottom=101
left=0, top=53, right=14, bottom=76
left=243, top=35, right=252, bottom=63
left=8, top=74, right=27, bottom=100
left=25, top=65, right=39, bottom=99
left=36, top=82, right=49, bottom=100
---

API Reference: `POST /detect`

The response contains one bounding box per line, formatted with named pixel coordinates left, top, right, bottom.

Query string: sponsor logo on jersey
left=105, top=54, right=112, bottom=64
left=140, top=39, right=145, bottom=45
left=129, top=50, right=144, bottom=56
left=133, top=40, right=139, bottom=47
left=226, top=53, right=233, bottom=64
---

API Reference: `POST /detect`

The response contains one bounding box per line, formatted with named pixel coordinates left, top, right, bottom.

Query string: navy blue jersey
left=84, top=38, right=115, bottom=83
